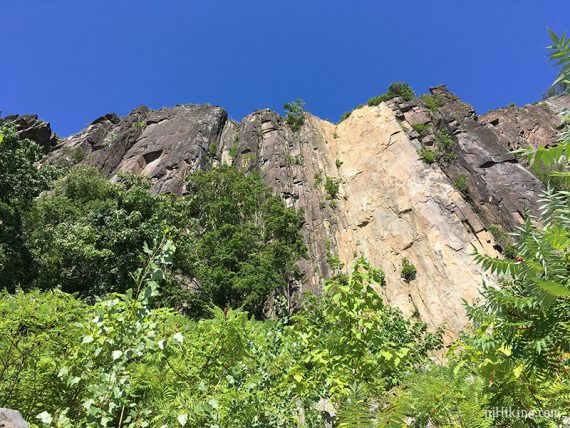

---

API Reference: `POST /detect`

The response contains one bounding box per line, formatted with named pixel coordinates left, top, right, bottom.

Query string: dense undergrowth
left=0, top=30, right=569, bottom=427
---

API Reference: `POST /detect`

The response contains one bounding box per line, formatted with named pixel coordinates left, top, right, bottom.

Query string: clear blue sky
left=1, top=1, right=569, bottom=136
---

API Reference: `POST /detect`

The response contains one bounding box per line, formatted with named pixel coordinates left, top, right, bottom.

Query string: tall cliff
left=10, top=86, right=569, bottom=338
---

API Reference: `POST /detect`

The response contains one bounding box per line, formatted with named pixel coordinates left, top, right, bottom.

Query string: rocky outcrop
left=480, top=94, right=570, bottom=151
left=10, top=88, right=565, bottom=336
left=0, top=114, right=58, bottom=151
left=390, top=85, right=546, bottom=234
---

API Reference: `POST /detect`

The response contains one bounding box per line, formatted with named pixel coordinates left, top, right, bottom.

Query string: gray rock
left=480, top=94, right=570, bottom=151
left=0, top=408, right=28, bottom=428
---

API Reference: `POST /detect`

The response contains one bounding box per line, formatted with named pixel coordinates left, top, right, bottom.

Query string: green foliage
left=229, top=133, right=239, bottom=158
left=324, top=176, right=340, bottom=200
left=453, top=174, right=469, bottom=196
left=208, top=142, right=218, bottom=157
left=368, top=82, right=416, bottom=106
left=435, top=129, right=457, bottom=163
left=338, top=111, right=351, bottom=124
left=184, top=165, right=306, bottom=317
left=336, top=158, right=344, bottom=168
left=410, top=122, right=431, bottom=135
left=547, top=29, right=570, bottom=89
left=381, top=365, right=492, bottom=428
left=418, top=147, right=436, bottom=164
left=290, top=258, right=440, bottom=405
left=283, top=99, right=305, bottom=132
left=420, top=94, right=443, bottom=112
left=464, top=185, right=570, bottom=425
left=0, top=122, right=59, bottom=290
left=22, top=166, right=188, bottom=298
left=400, top=257, right=417, bottom=281
left=314, top=170, right=323, bottom=186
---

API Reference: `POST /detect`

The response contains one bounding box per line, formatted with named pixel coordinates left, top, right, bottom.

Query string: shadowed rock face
left=14, top=88, right=564, bottom=335
left=0, top=114, right=58, bottom=151
left=390, top=85, right=546, bottom=234
left=480, top=94, right=570, bottom=151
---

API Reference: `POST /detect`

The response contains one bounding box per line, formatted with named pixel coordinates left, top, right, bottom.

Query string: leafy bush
left=418, top=147, right=436, bottom=164
left=400, top=257, right=417, bottom=281
left=324, top=176, right=340, bottom=199
left=338, top=111, right=351, bottom=123
left=453, top=174, right=469, bottom=195
left=411, top=122, right=431, bottom=135
left=435, top=130, right=457, bottom=163
left=420, top=94, right=443, bottom=112
left=368, top=82, right=416, bottom=106
left=283, top=99, right=305, bottom=132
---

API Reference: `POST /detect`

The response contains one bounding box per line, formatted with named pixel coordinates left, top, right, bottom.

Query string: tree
left=183, top=165, right=306, bottom=317
left=24, top=166, right=191, bottom=298
left=0, top=122, right=58, bottom=290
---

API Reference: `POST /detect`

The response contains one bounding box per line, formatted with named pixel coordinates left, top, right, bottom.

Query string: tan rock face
left=309, top=105, right=494, bottom=337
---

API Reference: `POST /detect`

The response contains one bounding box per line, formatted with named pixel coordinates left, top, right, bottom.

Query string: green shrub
left=400, top=257, right=417, bottom=281
left=435, top=130, right=456, bottom=163
left=368, top=82, right=416, bottom=106
left=338, top=111, right=351, bottom=123
left=453, top=174, right=469, bottom=195
left=324, top=176, right=340, bottom=199
left=283, top=99, right=305, bottom=132
left=418, top=147, right=436, bottom=164
left=411, top=122, right=431, bottom=135
left=314, top=170, right=322, bottom=186
left=420, top=94, right=443, bottom=112
left=336, top=158, right=343, bottom=168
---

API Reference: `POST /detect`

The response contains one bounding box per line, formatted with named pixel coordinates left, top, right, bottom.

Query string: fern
left=336, top=383, right=375, bottom=428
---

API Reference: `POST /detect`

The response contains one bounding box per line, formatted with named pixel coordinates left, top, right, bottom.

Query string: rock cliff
left=11, top=87, right=569, bottom=337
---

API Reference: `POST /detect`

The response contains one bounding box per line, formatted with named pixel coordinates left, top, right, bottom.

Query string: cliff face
left=14, top=87, right=568, bottom=336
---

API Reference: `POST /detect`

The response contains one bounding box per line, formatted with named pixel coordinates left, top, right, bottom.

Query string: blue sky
left=1, top=1, right=569, bottom=136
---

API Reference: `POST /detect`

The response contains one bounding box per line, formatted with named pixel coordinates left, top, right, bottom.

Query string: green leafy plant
left=283, top=99, right=305, bottom=132
left=325, top=176, right=340, bottom=199
left=336, top=158, right=344, bottom=168
left=418, top=147, right=436, bottom=164
left=453, top=174, right=469, bottom=196
left=420, top=94, right=443, bottom=112
left=435, top=130, right=457, bottom=163
left=368, top=82, right=416, bottom=106
left=411, top=122, right=431, bottom=135
left=338, top=111, right=351, bottom=124
left=400, top=257, right=417, bottom=281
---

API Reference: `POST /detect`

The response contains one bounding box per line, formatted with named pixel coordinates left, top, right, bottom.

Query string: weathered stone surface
left=394, top=85, right=546, bottom=233
left=480, top=94, right=570, bottom=151
left=317, top=105, right=496, bottom=339
left=0, top=114, right=58, bottom=150
left=0, top=408, right=28, bottom=428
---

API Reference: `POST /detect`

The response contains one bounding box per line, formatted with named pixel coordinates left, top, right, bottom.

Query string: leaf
left=112, top=350, right=123, bottom=360
left=499, top=344, right=512, bottom=356
left=534, top=278, right=570, bottom=297
left=177, top=414, right=188, bottom=426
left=36, top=411, right=53, bottom=425
left=513, top=364, right=524, bottom=379
left=293, top=374, right=303, bottom=383
left=173, top=332, right=184, bottom=344
left=82, top=335, right=94, bottom=344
